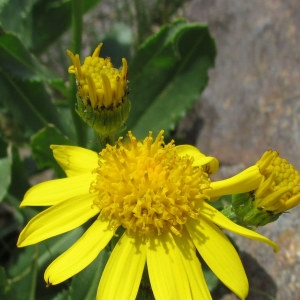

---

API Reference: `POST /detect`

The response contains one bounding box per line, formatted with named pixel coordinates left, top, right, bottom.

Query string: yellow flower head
left=17, top=131, right=277, bottom=300
left=210, top=150, right=300, bottom=227
left=255, top=150, right=300, bottom=213
left=67, top=43, right=128, bottom=109
left=67, top=44, right=130, bottom=136
left=91, top=131, right=211, bottom=238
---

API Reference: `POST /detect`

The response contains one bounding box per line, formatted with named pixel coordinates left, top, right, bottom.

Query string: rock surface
left=180, top=1, right=300, bottom=299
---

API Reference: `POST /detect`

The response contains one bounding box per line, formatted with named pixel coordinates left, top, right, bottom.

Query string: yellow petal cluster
left=255, top=150, right=300, bottom=213
left=91, top=131, right=211, bottom=238
left=67, top=44, right=131, bottom=137
left=67, top=43, right=128, bottom=109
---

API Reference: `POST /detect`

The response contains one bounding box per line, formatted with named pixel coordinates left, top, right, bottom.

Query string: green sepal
left=231, top=193, right=280, bottom=227
left=75, top=93, right=131, bottom=138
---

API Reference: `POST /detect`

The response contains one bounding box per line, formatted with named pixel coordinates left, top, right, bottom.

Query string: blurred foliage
left=0, top=0, right=219, bottom=299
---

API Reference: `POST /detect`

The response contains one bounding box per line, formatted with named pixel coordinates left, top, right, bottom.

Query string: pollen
left=67, top=43, right=128, bottom=109
left=91, top=131, right=211, bottom=238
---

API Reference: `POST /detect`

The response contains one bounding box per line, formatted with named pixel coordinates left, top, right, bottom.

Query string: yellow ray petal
left=176, top=145, right=219, bottom=174
left=97, top=233, right=146, bottom=300
left=17, top=193, right=99, bottom=247
left=45, top=219, right=114, bottom=285
left=51, top=145, right=98, bottom=177
left=186, top=218, right=249, bottom=300
left=200, top=201, right=278, bottom=251
left=20, top=174, right=94, bottom=207
left=147, top=232, right=193, bottom=300
left=208, top=166, right=261, bottom=199
left=173, top=229, right=212, bottom=300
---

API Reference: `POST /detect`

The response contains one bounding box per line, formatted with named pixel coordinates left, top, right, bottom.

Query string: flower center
left=91, top=131, right=210, bottom=238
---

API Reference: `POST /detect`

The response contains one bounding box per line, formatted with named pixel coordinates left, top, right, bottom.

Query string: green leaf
left=202, top=264, right=220, bottom=292
left=6, top=246, right=38, bottom=300
left=0, top=137, right=7, bottom=157
left=0, top=74, right=61, bottom=137
left=0, top=156, right=11, bottom=202
left=70, top=247, right=110, bottom=300
left=0, top=0, right=101, bottom=53
left=8, top=145, right=30, bottom=199
left=0, top=29, right=67, bottom=137
left=8, top=227, right=84, bottom=300
left=50, top=290, right=71, bottom=300
left=0, top=28, right=63, bottom=83
left=0, top=0, right=37, bottom=49
left=31, top=124, right=73, bottom=175
left=127, top=19, right=216, bottom=138
left=31, top=0, right=101, bottom=53
left=0, top=267, right=15, bottom=300
left=0, top=138, right=11, bottom=202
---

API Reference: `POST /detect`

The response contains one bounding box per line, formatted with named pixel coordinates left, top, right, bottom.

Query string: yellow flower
left=207, top=149, right=300, bottom=227
left=67, top=44, right=130, bottom=136
left=17, top=131, right=277, bottom=300
left=255, top=150, right=300, bottom=213
left=68, top=43, right=128, bottom=109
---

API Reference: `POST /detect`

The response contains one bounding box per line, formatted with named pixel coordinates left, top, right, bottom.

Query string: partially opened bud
left=232, top=150, right=300, bottom=227
left=67, top=43, right=130, bottom=136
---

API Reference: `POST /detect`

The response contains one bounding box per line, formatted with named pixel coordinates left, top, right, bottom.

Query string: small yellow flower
left=67, top=44, right=130, bottom=136
left=210, top=150, right=300, bottom=227
left=255, top=150, right=300, bottom=213
left=68, top=43, right=128, bottom=109
left=17, top=131, right=277, bottom=300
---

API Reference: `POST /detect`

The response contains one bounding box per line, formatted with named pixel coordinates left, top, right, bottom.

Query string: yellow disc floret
left=91, top=130, right=211, bottom=238
left=67, top=43, right=128, bottom=109
left=67, top=43, right=130, bottom=137
left=255, top=150, right=300, bottom=213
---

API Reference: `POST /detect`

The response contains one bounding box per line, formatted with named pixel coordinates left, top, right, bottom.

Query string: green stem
left=29, top=246, right=39, bottom=300
left=133, top=0, right=150, bottom=47
left=69, top=0, right=86, bottom=146
left=97, top=134, right=115, bottom=151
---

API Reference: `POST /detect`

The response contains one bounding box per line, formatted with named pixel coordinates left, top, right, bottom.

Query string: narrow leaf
left=0, top=156, right=11, bottom=202
left=0, top=0, right=36, bottom=49
left=31, top=0, right=101, bottom=53
left=8, top=227, right=84, bottom=300
left=0, top=72, right=62, bottom=138
left=31, top=124, right=73, bottom=175
left=0, top=0, right=101, bottom=53
left=0, top=267, right=15, bottom=300
left=70, top=247, right=110, bottom=300
left=0, top=29, right=63, bottom=83
left=127, top=19, right=216, bottom=138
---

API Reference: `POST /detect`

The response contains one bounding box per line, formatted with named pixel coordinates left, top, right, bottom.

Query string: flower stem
left=97, top=134, right=116, bottom=150
left=69, top=0, right=86, bottom=146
